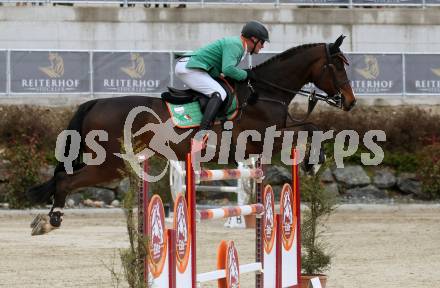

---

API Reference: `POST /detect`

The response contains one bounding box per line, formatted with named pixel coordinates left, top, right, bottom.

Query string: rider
left=174, top=20, right=269, bottom=151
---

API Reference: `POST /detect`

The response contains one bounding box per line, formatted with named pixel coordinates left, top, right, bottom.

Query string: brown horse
left=27, top=35, right=356, bottom=235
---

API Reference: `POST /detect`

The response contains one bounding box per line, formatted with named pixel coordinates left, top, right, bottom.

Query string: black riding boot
left=199, top=92, right=223, bottom=131
left=192, top=92, right=223, bottom=152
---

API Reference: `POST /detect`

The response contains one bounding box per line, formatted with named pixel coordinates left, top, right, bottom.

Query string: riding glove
left=246, top=69, right=257, bottom=81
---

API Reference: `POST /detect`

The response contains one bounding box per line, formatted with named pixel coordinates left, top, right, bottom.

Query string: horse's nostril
left=348, top=99, right=356, bottom=111
left=343, top=98, right=356, bottom=111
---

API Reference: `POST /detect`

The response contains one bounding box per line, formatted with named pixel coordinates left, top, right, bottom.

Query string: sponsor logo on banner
left=0, top=51, right=6, bottom=93
left=147, top=195, right=167, bottom=277
left=226, top=241, right=240, bottom=288
left=432, top=68, right=440, bottom=77
left=353, top=0, right=419, bottom=3
left=263, top=185, right=276, bottom=254
left=103, top=53, right=160, bottom=93
left=406, top=54, right=440, bottom=94
left=351, top=55, right=394, bottom=93
left=174, top=193, right=190, bottom=273
left=281, top=183, right=296, bottom=251
left=21, top=52, right=80, bottom=92
left=413, top=68, right=440, bottom=93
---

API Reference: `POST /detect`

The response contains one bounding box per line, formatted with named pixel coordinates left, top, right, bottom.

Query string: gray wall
left=0, top=6, right=439, bottom=52
left=0, top=6, right=439, bottom=106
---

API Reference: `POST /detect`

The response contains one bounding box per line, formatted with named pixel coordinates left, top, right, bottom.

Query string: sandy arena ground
left=1, top=204, right=440, bottom=288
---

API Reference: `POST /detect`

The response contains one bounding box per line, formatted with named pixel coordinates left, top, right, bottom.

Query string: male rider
left=174, top=20, right=269, bottom=152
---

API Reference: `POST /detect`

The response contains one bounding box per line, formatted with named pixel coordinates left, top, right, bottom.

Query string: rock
left=346, top=185, right=387, bottom=199
left=116, top=178, right=130, bottom=199
left=333, top=165, right=371, bottom=188
left=83, top=199, right=105, bottom=208
left=270, top=185, right=283, bottom=199
left=319, top=168, right=335, bottom=183
left=66, top=193, right=82, bottom=206
left=111, top=200, right=120, bottom=207
left=78, top=187, right=115, bottom=205
left=373, top=169, right=396, bottom=189
left=265, top=166, right=292, bottom=185
left=324, top=183, right=339, bottom=197
left=399, top=172, right=417, bottom=180
left=66, top=198, right=76, bottom=208
left=397, top=175, right=422, bottom=195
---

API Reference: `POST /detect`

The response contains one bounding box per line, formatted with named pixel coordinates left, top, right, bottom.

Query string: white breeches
left=175, top=58, right=227, bottom=101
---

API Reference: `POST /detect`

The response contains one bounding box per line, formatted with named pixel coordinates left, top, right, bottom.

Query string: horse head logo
left=121, top=52, right=145, bottom=79
left=431, top=68, right=440, bottom=77
left=39, top=52, right=64, bottom=78
left=356, top=55, right=380, bottom=80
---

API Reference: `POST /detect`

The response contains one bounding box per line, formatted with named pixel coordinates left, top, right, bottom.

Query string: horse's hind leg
left=31, top=165, right=121, bottom=236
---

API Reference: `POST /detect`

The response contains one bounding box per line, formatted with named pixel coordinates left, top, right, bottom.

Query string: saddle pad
left=166, top=94, right=239, bottom=128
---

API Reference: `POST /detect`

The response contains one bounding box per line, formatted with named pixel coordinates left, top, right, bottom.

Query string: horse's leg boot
left=30, top=208, right=64, bottom=236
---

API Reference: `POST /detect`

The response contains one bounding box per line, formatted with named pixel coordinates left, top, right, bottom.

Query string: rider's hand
left=246, top=69, right=256, bottom=81
left=247, top=91, right=259, bottom=105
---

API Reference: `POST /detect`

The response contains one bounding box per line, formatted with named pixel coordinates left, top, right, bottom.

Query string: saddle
left=161, top=78, right=239, bottom=128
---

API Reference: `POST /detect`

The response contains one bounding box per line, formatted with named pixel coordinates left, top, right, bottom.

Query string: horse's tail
left=26, top=100, right=98, bottom=204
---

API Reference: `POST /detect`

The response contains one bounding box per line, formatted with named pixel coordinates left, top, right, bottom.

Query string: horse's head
left=310, top=35, right=356, bottom=111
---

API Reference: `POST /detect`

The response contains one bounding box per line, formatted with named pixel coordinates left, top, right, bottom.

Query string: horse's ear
left=334, top=35, right=346, bottom=48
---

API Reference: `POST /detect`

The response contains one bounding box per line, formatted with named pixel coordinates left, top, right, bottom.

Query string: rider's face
left=248, top=37, right=265, bottom=54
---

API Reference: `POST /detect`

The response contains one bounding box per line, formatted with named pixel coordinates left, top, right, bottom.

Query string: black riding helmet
left=241, top=20, right=270, bottom=43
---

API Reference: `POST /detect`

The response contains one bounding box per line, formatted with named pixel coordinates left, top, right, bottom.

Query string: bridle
left=244, top=44, right=350, bottom=122
left=316, top=44, right=350, bottom=108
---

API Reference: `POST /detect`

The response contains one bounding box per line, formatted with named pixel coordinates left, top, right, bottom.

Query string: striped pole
left=198, top=203, right=264, bottom=221
left=198, top=168, right=264, bottom=182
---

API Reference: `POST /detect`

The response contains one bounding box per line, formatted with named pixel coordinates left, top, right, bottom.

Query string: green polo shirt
left=186, top=36, right=247, bottom=81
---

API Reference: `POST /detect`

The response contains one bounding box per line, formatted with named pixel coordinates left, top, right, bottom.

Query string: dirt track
left=1, top=205, right=440, bottom=288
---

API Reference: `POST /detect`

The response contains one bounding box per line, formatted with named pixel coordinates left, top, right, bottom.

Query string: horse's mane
left=254, top=42, right=332, bottom=70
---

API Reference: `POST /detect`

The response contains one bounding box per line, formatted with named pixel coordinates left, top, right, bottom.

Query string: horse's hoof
left=30, top=214, right=48, bottom=228
left=30, top=214, right=58, bottom=236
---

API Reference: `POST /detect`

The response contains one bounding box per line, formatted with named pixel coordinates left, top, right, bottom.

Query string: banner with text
left=405, top=54, right=440, bottom=94
left=352, top=0, right=420, bottom=5
left=10, top=51, right=90, bottom=93
left=0, top=51, right=6, bottom=94
left=93, top=52, right=170, bottom=94
left=346, top=53, right=403, bottom=95
left=280, top=0, right=349, bottom=4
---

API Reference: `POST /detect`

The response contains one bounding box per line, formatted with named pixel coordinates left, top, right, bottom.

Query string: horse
left=27, top=35, right=356, bottom=235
